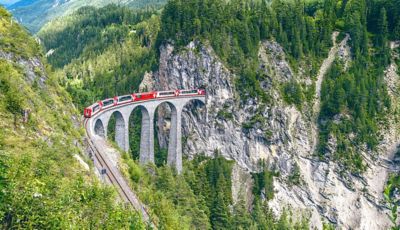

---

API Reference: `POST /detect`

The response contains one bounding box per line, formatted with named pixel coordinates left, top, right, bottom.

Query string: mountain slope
left=37, top=5, right=159, bottom=109
left=0, top=7, right=144, bottom=228
left=8, top=0, right=166, bottom=33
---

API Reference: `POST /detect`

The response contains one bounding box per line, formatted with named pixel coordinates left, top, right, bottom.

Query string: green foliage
left=0, top=7, right=40, bottom=58
left=197, top=154, right=234, bottom=228
left=323, top=222, right=336, bottom=230
left=0, top=67, right=24, bottom=117
left=367, top=0, right=400, bottom=40
left=344, top=0, right=369, bottom=57
left=1, top=150, right=144, bottom=229
left=242, top=112, right=267, bottom=130
left=157, top=0, right=335, bottom=103
left=282, top=80, right=305, bottom=110
left=217, top=109, right=234, bottom=121
left=129, top=108, right=143, bottom=160
left=231, top=198, right=252, bottom=229
left=107, top=113, right=117, bottom=142
left=39, top=5, right=160, bottom=110
left=317, top=0, right=393, bottom=172
left=288, top=163, right=302, bottom=186
left=304, top=82, right=316, bottom=104
left=0, top=10, right=146, bottom=226
left=252, top=166, right=276, bottom=201
left=155, top=146, right=168, bottom=168
left=122, top=153, right=310, bottom=229
left=0, top=130, right=4, bottom=149
left=384, top=174, right=400, bottom=230
left=122, top=157, right=210, bottom=229
left=375, top=7, right=391, bottom=67
left=0, top=57, right=144, bottom=228
left=0, top=146, right=7, bottom=221
left=39, top=5, right=155, bottom=68
left=319, top=58, right=389, bottom=172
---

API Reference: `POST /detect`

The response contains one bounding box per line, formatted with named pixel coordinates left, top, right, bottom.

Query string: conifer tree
left=376, top=7, right=390, bottom=67
left=210, top=182, right=230, bottom=229
left=394, top=21, right=400, bottom=40
left=232, top=198, right=252, bottom=229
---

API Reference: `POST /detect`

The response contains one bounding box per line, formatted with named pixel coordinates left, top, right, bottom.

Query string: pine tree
left=232, top=198, right=252, bottom=229
left=210, top=171, right=231, bottom=229
left=376, top=7, right=390, bottom=67
left=210, top=190, right=230, bottom=229
left=394, top=20, right=400, bottom=40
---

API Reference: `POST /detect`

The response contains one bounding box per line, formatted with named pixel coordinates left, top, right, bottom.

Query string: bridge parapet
left=86, top=95, right=206, bottom=173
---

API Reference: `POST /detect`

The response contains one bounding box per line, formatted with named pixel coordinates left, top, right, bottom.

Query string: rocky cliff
left=140, top=36, right=400, bottom=229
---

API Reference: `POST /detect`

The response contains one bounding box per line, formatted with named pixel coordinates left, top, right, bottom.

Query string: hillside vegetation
left=39, top=5, right=159, bottom=109
left=0, top=7, right=144, bottom=228
left=117, top=152, right=311, bottom=229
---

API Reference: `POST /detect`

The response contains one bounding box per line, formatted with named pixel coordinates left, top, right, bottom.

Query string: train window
left=119, top=96, right=132, bottom=102
left=103, top=100, right=114, bottom=107
left=159, top=92, right=175, bottom=96
left=93, top=105, right=99, bottom=112
left=136, top=94, right=142, bottom=98
left=181, top=90, right=197, bottom=94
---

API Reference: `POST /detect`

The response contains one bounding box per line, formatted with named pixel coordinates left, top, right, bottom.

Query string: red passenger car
left=83, top=103, right=102, bottom=118
left=134, top=92, right=157, bottom=101
left=198, top=89, right=206, bottom=95
left=84, top=89, right=205, bottom=118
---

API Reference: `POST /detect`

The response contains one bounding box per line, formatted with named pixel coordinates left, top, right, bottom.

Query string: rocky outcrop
left=0, top=51, right=47, bottom=88
left=231, top=164, right=254, bottom=208
left=144, top=37, right=399, bottom=229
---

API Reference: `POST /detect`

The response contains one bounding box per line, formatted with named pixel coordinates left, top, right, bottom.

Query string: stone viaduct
left=86, top=96, right=206, bottom=173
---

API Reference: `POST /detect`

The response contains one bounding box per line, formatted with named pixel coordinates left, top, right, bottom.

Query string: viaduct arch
left=86, top=96, right=206, bottom=173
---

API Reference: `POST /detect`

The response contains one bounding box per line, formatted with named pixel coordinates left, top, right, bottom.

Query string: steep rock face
left=147, top=39, right=398, bottom=229
left=155, top=42, right=262, bottom=170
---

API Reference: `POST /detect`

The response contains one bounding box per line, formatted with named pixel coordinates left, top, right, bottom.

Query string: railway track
left=84, top=119, right=154, bottom=226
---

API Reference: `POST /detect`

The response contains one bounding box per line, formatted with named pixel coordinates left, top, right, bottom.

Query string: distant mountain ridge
left=7, top=0, right=166, bottom=33
left=0, top=0, right=19, bottom=7
left=7, top=0, right=37, bottom=9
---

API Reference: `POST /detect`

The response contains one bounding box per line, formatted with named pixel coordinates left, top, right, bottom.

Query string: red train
left=84, top=89, right=206, bottom=118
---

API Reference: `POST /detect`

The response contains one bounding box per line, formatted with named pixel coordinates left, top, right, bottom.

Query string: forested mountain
left=3, top=0, right=400, bottom=229
left=38, top=5, right=159, bottom=108
left=45, top=0, right=399, bottom=172
left=0, top=6, right=145, bottom=228
left=6, top=0, right=166, bottom=33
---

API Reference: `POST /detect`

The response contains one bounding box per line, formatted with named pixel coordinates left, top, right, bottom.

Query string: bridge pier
left=139, top=107, right=155, bottom=165
left=167, top=105, right=183, bottom=174
left=123, top=118, right=130, bottom=152
left=114, top=112, right=126, bottom=152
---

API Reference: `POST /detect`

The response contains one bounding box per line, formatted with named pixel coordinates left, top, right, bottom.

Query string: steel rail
left=84, top=118, right=154, bottom=226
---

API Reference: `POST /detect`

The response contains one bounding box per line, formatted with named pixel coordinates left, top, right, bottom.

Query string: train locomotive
left=83, top=89, right=206, bottom=118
